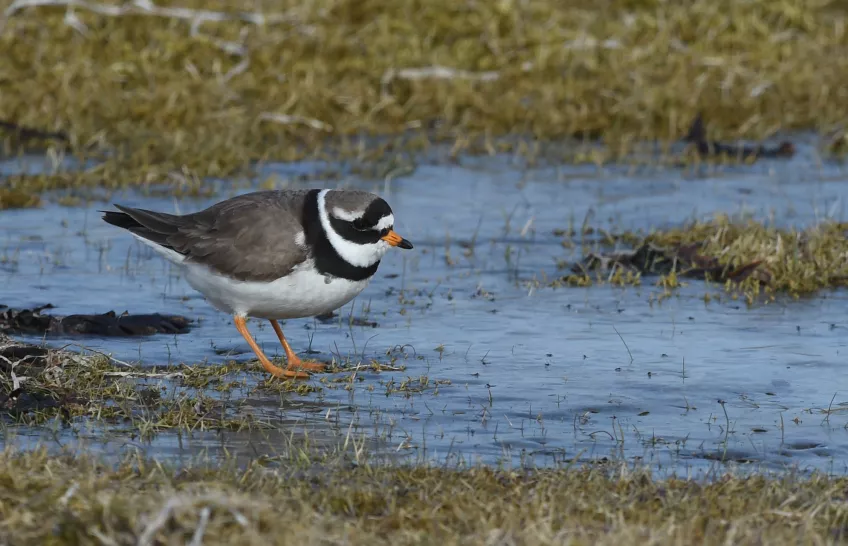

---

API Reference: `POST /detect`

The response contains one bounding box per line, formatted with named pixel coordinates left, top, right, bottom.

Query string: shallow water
left=2, top=144, right=848, bottom=475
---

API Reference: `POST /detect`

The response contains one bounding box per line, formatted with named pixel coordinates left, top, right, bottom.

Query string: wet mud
left=0, top=304, right=192, bottom=337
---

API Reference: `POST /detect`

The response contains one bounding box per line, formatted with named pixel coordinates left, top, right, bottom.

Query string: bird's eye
left=380, top=228, right=390, bottom=236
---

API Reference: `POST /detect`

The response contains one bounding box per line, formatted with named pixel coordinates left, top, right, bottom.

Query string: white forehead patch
left=332, top=207, right=364, bottom=222
left=375, top=214, right=394, bottom=232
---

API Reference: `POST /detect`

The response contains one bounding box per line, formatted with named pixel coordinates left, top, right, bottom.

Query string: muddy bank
left=0, top=333, right=315, bottom=429
left=0, top=305, right=192, bottom=337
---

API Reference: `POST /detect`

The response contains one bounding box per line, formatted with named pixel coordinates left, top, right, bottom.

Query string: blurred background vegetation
left=1, top=0, right=847, bottom=194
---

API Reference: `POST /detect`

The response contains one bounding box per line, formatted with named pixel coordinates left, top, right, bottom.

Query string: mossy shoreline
left=1, top=446, right=848, bottom=545
left=554, top=215, right=848, bottom=299
left=0, top=332, right=338, bottom=436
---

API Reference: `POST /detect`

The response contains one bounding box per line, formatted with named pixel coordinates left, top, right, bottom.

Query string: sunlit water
left=2, top=143, right=848, bottom=475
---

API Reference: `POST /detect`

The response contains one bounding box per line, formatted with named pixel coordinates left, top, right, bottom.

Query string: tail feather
left=113, top=204, right=183, bottom=235
left=101, top=210, right=140, bottom=231
left=102, top=205, right=184, bottom=253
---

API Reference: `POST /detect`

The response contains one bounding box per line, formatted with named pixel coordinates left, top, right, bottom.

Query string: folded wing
left=102, top=191, right=310, bottom=282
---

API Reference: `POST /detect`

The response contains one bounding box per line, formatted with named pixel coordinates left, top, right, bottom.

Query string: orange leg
left=270, top=319, right=326, bottom=372
left=233, top=315, right=309, bottom=380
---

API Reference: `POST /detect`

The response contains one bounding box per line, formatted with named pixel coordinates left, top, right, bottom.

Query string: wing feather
left=103, top=191, right=311, bottom=282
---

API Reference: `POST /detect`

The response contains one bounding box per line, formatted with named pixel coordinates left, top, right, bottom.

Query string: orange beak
left=381, top=230, right=413, bottom=249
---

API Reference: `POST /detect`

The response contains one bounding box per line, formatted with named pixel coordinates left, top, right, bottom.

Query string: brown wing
left=104, top=190, right=311, bottom=282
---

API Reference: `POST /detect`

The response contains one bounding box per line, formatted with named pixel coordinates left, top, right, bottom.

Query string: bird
left=102, top=189, right=413, bottom=379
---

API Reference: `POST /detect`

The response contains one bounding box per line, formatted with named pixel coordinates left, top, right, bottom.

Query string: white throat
left=317, top=189, right=389, bottom=268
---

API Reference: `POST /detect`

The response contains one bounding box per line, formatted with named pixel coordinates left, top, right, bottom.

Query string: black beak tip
left=399, top=239, right=413, bottom=250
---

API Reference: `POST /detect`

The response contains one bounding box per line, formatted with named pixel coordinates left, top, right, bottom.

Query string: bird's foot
left=276, top=367, right=311, bottom=380
left=288, top=358, right=326, bottom=373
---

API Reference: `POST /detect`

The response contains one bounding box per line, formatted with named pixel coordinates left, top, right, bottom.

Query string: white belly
left=183, top=261, right=371, bottom=320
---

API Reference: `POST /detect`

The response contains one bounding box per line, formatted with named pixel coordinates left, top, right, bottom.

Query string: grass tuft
left=555, top=215, right=848, bottom=300
left=1, top=446, right=848, bottom=545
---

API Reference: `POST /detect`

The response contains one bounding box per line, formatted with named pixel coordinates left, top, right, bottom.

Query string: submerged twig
left=612, top=325, right=634, bottom=363
left=343, top=363, right=405, bottom=372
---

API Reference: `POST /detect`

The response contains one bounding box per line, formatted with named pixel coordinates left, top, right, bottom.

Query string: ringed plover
left=102, top=189, right=413, bottom=379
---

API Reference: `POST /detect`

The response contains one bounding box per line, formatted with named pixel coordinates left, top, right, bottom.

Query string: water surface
left=2, top=146, right=848, bottom=475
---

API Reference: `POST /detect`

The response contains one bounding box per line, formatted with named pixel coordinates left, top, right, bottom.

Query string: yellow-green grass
left=555, top=216, right=848, bottom=300
left=1, top=446, right=848, bottom=545
left=2, top=0, right=848, bottom=203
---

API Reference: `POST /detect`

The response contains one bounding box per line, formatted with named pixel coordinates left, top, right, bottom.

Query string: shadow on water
left=2, top=143, right=848, bottom=475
